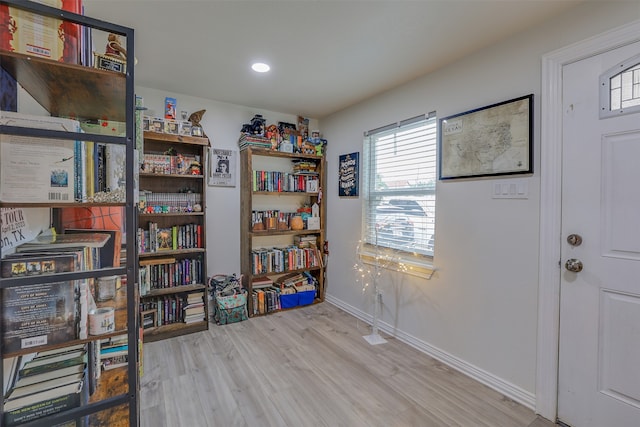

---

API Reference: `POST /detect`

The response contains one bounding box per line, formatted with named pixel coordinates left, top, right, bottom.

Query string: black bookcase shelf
left=0, top=1, right=138, bottom=426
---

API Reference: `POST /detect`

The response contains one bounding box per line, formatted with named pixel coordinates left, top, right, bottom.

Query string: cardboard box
left=1, top=1, right=82, bottom=63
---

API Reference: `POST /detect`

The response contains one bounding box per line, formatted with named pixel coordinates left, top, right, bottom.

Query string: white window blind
left=362, top=114, right=436, bottom=257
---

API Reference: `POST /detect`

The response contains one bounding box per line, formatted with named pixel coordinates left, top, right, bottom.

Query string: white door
left=559, top=42, right=640, bottom=426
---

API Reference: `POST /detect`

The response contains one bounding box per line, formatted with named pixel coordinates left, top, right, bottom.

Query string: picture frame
left=339, top=152, right=359, bottom=197
left=93, top=53, right=126, bottom=74
left=438, top=94, right=533, bottom=180
left=208, top=148, right=236, bottom=187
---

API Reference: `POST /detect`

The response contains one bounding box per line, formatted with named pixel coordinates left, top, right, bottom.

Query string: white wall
left=134, top=87, right=318, bottom=278
left=320, top=1, right=640, bottom=406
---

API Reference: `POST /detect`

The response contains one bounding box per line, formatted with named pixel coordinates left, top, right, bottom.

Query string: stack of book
left=183, top=292, right=205, bottom=324
left=1, top=232, right=115, bottom=354
left=294, top=235, right=318, bottom=248
left=2, top=344, right=88, bottom=426
left=238, top=134, right=271, bottom=150
left=99, top=335, right=128, bottom=371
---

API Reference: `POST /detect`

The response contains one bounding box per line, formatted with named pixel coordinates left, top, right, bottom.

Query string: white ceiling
left=83, top=0, right=582, bottom=119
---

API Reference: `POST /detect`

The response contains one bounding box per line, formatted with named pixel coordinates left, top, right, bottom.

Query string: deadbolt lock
left=567, top=234, right=583, bottom=247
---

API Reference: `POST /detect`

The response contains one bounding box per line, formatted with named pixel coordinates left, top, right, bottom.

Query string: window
left=362, top=114, right=437, bottom=259
left=600, top=53, right=640, bottom=119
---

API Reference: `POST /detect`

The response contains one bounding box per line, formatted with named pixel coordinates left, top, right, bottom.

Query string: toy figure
left=105, top=33, right=126, bottom=59
left=250, top=114, right=266, bottom=136
left=189, top=110, right=207, bottom=138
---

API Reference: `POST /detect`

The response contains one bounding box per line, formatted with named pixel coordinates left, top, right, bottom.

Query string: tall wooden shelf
left=137, top=131, right=209, bottom=343
left=0, top=1, right=138, bottom=426
left=240, top=147, right=326, bottom=316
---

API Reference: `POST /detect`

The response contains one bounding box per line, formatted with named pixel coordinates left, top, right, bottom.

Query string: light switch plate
left=492, top=179, right=529, bottom=199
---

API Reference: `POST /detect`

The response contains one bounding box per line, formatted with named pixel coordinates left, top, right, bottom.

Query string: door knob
left=565, top=258, right=583, bottom=273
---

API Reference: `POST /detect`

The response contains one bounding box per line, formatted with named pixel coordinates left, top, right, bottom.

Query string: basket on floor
left=209, top=274, right=248, bottom=325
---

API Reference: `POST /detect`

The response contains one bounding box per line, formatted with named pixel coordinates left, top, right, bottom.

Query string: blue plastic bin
left=297, top=290, right=315, bottom=306
left=280, top=293, right=298, bottom=309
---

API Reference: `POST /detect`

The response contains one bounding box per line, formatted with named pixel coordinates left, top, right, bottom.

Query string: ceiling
left=83, top=1, right=582, bottom=119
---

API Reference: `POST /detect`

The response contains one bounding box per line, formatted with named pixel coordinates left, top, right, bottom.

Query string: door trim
left=537, top=19, right=640, bottom=420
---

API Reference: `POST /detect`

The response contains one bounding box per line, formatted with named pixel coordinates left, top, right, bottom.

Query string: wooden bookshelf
left=138, top=131, right=209, bottom=342
left=240, top=146, right=327, bottom=317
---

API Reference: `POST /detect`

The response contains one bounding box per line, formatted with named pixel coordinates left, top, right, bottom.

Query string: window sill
left=358, top=244, right=436, bottom=279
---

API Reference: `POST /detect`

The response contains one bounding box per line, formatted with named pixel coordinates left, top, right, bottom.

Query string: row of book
left=138, top=222, right=203, bottom=253
left=252, top=287, right=281, bottom=315
left=0, top=112, right=126, bottom=204
left=138, top=256, right=204, bottom=296
left=139, top=191, right=202, bottom=214
left=138, top=291, right=206, bottom=328
left=251, top=246, right=323, bottom=275
left=74, top=140, right=126, bottom=201
left=141, top=153, right=202, bottom=176
left=252, top=170, right=319, bottom=193
left=2, top=344, right=89, bottom=426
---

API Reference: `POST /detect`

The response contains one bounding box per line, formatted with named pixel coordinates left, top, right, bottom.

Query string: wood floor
left=140, top=302, right=556, bottom=427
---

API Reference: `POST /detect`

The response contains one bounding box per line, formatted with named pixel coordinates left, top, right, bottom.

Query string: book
left=17, top=232, right=111, bottom=251
left=251, top=277, right=274, bottom=288
left=1, top=252, right=77, bottom=278
left=3, top=376, right=85, bottom=426
left=65, top=228, right=121, bottom=268
left=2, top=281, right=80, bottom=354
left=3, top=357, right=19, bottom=396
left=101, top=353, right=127, bottom=371
left=12, top=363, right=86, bottom=389
left=0, top=111, right=79, bottom=203
left=6, top=372, right=85, bottom=400
left=156, top=228, right=173, bottom=250
left=32, top=344, right=86, bottom=359
left=183, top=303, right=205, bottom=317
left=18, top=351, right=86, bottom=377
left=105, top=142, right=126, bottom=192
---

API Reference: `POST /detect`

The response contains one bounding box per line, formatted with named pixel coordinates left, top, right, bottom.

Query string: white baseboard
left=325, top=295, right=536, bottom=410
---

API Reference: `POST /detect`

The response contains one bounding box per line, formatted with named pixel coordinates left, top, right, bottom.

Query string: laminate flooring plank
left=210, top=321, right=289, bottom=426
left=140, top=404, right=168, bottom=427
left=140, top=303, right=549, bottom=427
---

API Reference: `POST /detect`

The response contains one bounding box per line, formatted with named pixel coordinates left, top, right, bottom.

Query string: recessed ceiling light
left=252, top=62, right=270, bottom=73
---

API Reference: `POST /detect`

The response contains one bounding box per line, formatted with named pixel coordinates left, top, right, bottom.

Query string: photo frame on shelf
left=438, top=94, right=533, bottom=180
left=208, top=148, right=236, bottom=187
left=339, top=152, right=359, bottom=197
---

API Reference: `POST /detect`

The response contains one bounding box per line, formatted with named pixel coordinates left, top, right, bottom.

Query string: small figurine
left=188, top=109, right=207, bottom=138
left=105, top=33, right=126, bottom=59
left=190, top=161, right=202, bottom=175
left=250, top=114, right=266, bottom=136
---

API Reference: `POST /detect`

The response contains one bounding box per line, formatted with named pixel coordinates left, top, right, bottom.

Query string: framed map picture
left=438, top=94, right=533, bottom=180
left=339, top=152, right=359, bottom=197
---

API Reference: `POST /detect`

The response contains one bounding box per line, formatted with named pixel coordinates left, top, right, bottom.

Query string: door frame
left=537, top=19, right=640, bottom=421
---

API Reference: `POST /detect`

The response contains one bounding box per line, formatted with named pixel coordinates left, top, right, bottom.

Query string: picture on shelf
left=208, top=148, right=236, bottom=187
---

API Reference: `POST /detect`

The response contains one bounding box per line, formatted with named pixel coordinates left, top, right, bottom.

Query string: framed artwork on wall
left=339, top=152, right=359, bottom=197
left=208, top=148, right=236, bottom=187
left=438, top=94, right=533, bottom=180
